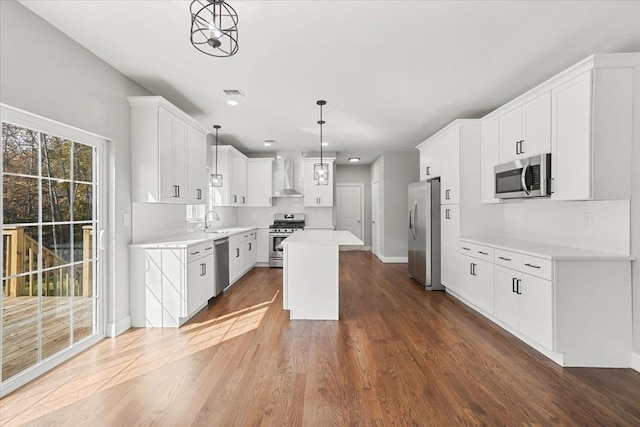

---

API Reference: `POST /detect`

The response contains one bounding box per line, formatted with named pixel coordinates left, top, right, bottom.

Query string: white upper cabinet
left=186, top=126, right=207, bottom=204
left=499, top=92, right=551, bottom=163
left=210, top=145, right=248, bottom=207
left=418, top=138, right=441, bottom=180
left=481, top=54, right=638, bottom=202
left=480, top=118, right=500, bottom=204
left=247, top=158, right=274, bottom=207
left=128, top=96, right=208, bottom=204
left=303, top=159, right=334, bottom=207
left=551, top=67, right=633, bottom=200
left=440, top=130, right=460, bottom=205
left=230, top=150, right=247, bottom=206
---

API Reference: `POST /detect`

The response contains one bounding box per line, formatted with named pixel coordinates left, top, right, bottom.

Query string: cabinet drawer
left=521, top=255, right=552, bottom=280
left=459, top=241, right=494, bottom=261
left=187, top=240, right=214, bottom=262
left=229, top=234, right=244, bottom=246
left=494, top=249, right=523, bottom=269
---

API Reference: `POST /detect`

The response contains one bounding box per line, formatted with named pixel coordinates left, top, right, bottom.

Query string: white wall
left=503, top=200, right=630, bottom=255
left=236, top=198, right=333, bottom=228
left=369, top=152, right=419, bottom=260
left=631, top=63, right=640, bottom=360
left=371, top=155, right=385, bottom=256
left=335, top=165, right=371, bottom=246
left=0, top=0, right=149, bottom=335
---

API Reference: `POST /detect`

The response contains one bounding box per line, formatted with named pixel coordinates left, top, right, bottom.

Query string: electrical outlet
left=584, top=212, right=593, bottom=226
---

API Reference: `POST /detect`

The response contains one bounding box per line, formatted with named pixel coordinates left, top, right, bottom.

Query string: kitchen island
left=281, top=230, right=363, bottom=320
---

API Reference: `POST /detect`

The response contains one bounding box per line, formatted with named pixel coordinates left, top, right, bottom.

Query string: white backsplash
left=236, top=197, right=334, bottom=228
left=503, top=199, right=630, bottom=255
left=131, top=203, right=237, bottom=242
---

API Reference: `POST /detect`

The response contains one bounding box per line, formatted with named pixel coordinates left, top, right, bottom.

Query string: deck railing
left=3, top=226, right=93, bottom=297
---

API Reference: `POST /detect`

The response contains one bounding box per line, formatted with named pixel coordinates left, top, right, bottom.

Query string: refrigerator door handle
left=411, top=202, right=418, bottom=239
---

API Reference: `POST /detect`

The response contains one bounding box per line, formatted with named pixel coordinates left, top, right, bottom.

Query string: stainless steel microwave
left=494, top=153, right=551, bottom=199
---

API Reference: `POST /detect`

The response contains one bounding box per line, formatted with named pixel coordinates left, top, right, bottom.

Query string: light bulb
left=318, top=169, right=325, bottom=176
left=208, top=16, right=222, bottom=39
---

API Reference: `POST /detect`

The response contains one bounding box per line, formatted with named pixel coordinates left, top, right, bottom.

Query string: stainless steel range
left=269, top=213, right=305, bottom=267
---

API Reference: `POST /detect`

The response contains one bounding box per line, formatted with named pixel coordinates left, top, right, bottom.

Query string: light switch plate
left=123, top=212, right=130, bottom=226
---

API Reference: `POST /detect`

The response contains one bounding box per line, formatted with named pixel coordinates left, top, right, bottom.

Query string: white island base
left=282, top=230, right=363, bottom=320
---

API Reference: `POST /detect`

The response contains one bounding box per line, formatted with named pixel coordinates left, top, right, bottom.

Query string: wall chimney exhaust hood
left=272, top=157, right=303, bottom=198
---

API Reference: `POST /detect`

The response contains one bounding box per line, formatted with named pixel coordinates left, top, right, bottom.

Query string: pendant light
left=190, top=0, right=239, bottom=57
left=314, top=100, right=329, bottom=185
left=210, top=125, right=223, bottom=187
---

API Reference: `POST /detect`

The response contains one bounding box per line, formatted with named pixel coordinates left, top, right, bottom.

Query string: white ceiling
left=19, top=1, right=640, bottom=164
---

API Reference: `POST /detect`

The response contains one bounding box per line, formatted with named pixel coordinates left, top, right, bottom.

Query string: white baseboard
left=631, top=352, right=640, bottom=372
left=107, top=316, right=131, bottom=337
left=380, top=256, right=408, bottom=263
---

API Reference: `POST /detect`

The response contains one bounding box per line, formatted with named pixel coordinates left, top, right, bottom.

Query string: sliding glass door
left=1, top=106, right=106, bottom=394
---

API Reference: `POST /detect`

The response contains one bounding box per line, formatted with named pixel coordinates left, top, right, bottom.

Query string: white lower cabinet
left=229, top=231, right=257, bottom=285
left=459, top=254, right=494, bottom=314
left=441, top=205, right=459, bottom=292
left=494, top=265, right=553, bottom=349
left=256, top=229, right=270, bottom=264
left=131, top=240, right=215, bottom=328
left=456, top=238, right=632, bottom=367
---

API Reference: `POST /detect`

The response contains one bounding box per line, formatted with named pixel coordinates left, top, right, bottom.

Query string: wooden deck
left=2, top=296, right=94, bottom=381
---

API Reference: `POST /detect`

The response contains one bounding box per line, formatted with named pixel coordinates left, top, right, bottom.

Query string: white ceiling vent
left=223, top=89, right=245, bottom=97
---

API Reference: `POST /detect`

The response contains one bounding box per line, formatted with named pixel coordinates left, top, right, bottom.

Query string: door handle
left=521, top=163, right=531, bottom=196
left=516, top=279, right=522, bottom=295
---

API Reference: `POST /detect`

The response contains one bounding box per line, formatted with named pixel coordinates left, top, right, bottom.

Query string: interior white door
left=372, top=181, right=380, bottom=257
left=336, top=185, right=363, bottom=248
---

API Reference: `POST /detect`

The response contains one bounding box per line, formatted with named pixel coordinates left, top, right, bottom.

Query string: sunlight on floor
left=0, top=291, right=279, bottom=426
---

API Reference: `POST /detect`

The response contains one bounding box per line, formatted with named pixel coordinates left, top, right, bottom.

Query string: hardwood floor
left=1, top=252, right=639, bottom=425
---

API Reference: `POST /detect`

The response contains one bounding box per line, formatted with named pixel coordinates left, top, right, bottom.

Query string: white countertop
left=461, top=237, right=634, bottom=261
left=281, top=230, right=363, bottom=246
left=129, top=227, right=257, bottom=249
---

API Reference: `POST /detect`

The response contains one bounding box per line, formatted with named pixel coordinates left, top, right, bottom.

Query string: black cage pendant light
left=314, top=100, right=329, bottom=185
left=211, top=125, right=223, bottom=187
left=190, top=0, right=239, bottom=57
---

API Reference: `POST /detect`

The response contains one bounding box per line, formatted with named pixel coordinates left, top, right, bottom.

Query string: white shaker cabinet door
left=480, top=118, right=500, bottom=204
left=494, top=266, right=520, bottom=330
left=520, top=274, right=553, bottom=350
left=522, top=92, right=551, bottom=157
left=551, top=70, right=592, bottom=201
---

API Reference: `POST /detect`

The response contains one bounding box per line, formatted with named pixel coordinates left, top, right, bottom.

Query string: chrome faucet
left=204, top=210, right=220, bottom=230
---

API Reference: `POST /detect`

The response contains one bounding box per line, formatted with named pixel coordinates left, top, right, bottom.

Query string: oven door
left=269, top=233, right=290, bottom=267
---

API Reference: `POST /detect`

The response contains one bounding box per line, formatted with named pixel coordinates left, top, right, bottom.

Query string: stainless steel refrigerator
left=408, top=179, right=443, bottom=290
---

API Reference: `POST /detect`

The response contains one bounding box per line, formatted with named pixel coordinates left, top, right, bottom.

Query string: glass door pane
left=2, top=122, right=101, bottom=385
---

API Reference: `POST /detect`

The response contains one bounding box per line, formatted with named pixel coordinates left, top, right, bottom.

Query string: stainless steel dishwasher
left=214, top=238, right=229, bottom=297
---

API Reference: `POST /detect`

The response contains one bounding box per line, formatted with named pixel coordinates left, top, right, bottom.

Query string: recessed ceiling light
left=227, top=100, right=239, bottom=106
left=264, top=139, right=275, bottom=147
left=321, top=141, right=329, bottom=146
left=349, top=157, right=360, bottom=162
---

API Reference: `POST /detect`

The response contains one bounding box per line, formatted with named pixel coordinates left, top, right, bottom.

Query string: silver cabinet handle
left=242, top=196, right=246, bottom=204
left=524, top=263, right=541, bottom=269
left=512, top=277, right=517, bottom=293
left=462, top=247, right=470, bottom=251
left=190, top=251, right=200, bottom=255
left=516, top=278, right=522, bottom=294
left=236, top=248, right=240, bottom=258
left=233, top=195, right=237, bottom=203
left=200, top=263, right=206, bottom=276
left=478, top=251, right=488, bottom=255
left=196, top=188, right=202, bottom=200
left=426, top=166, right=430, bottom=176
left=205, top=247, right=213, bottom=251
